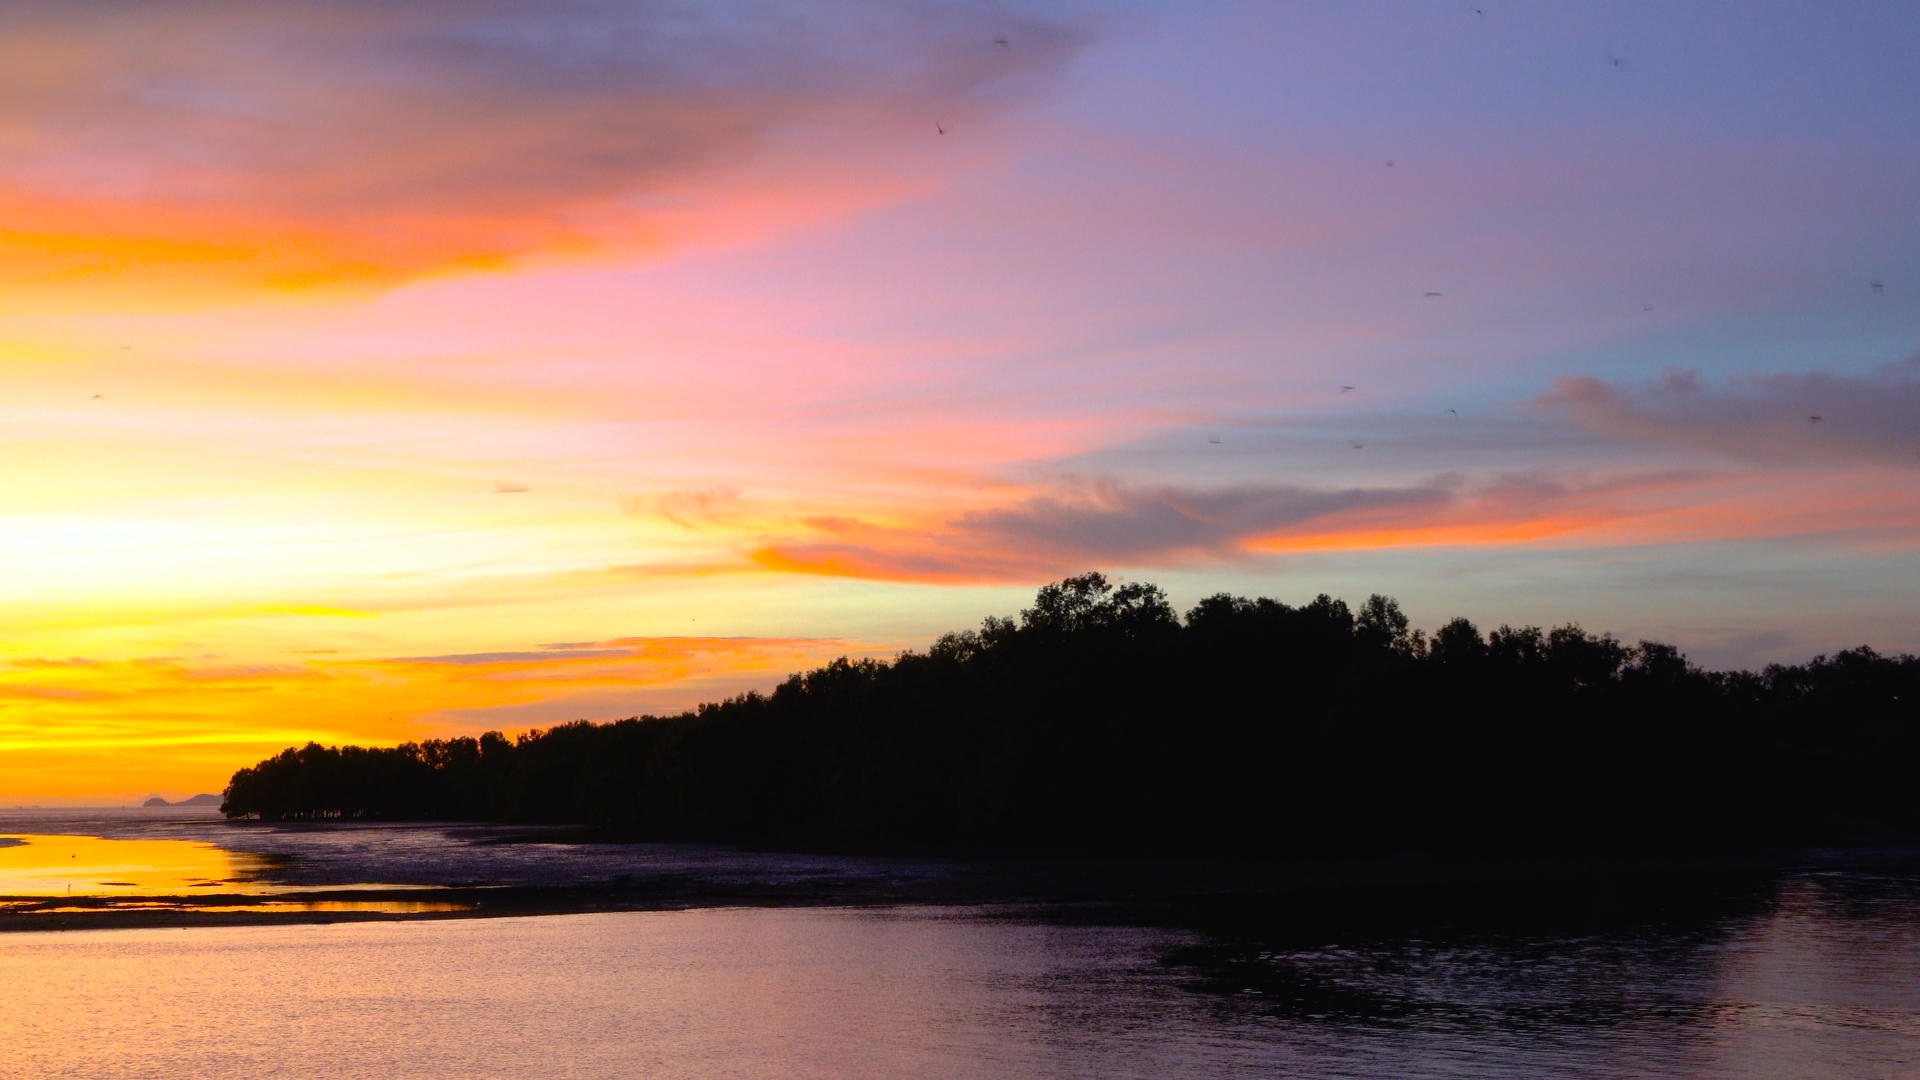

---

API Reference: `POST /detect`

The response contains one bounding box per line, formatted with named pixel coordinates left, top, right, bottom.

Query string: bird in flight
left=1447, top=408, right=1458, bottom=415
left=494, top=481, right=529, bottom=494
left=1870, top=279, right=1884, bottom=293
left=1206, top=433, right=1222, bottom=445
left=936, top=123, right=946, bottom=135
left=1340, top=385, right=1355, bottom=393
left=1385, top=160, right=1395, bottom=167
left=992, top=35, right=1009, bottom=47
left=1423, top=291, right=1443, bottom=298
left=90, top=394, right=103, bottom=400
left=1350, top=440, right=1365, bottom=450
left=1643, top=304, right=1654, bottom=312
left=1606, top=50, right=1627, bottom=70
left=1807, top=415, right=1824, bottom=425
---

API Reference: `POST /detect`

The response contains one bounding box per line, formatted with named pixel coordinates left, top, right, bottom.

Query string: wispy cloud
left=620, top=486, right=746, bottom=529
left=0, top=0, right=1090, bottom=293
left=745, top=463, right=1920, bottom=584
left=386, top=635, right=852, bottom=676
left=262, top=605, right=379, bottom=617
left=1539, top=358, right=1920, bottom=468
left=396, top=650, right=637, bottom=666
left=955, top=477, right=1452, bottom=561
left=750, top=476, right=1471, bottom=583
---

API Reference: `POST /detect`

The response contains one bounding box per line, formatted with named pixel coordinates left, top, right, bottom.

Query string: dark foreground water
left=4, top=866, right=1919, bottom=1077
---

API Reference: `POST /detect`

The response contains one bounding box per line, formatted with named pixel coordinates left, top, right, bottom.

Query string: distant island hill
left=219, top=574, right=1920, bottom=856
left=144, top=793, right=223, bottom=808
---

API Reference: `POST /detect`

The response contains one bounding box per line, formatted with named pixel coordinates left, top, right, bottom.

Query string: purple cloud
left=1539, top=357, right=1920, bottom=467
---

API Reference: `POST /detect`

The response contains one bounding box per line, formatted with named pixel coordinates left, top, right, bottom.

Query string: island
left=143, top=793, right=224, bottom=808
left=220, top=573, right=1920, bottom=856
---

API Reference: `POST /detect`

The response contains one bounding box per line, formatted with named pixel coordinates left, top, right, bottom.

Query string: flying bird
left=1350, top=441, right=1365, bottom=450
left=1385, top=160, right=1395, bottom=167
left=1206, top=433, right=1222, bottom=445
left=1340, top=385, right=1355, bottom=393
left=1643, top=305, right=1655, bottom=312
left=1870, top=279, right=1885, bottom=293
left=1807, top=415, right=1824, bottom=425
left=992, top=34, right=1009, bottom=47
left=493, top=481, right=529, bottom=494
left=1447, top=408, right=1458, bottom=415
left=90, top=394, right=103, bottom=400
left=1423, top=291, right=1443, bottom=298
left=936, top=123, right=946, bottom=135
left=1606, top=50, right=1628, bottom=70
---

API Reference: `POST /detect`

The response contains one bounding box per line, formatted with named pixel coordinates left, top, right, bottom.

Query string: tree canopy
left=222, top=573, right=1920, bottom=855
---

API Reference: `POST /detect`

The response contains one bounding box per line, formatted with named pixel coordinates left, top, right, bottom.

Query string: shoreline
left=6, top=843, right=1918, bottom=935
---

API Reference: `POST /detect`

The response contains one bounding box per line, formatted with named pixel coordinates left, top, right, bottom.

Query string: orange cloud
left=1252, top=469, right=1920, bottom=554
left=741, top=468, right=1920, bottom=584
left=0, top=2, right=1088, bottom=298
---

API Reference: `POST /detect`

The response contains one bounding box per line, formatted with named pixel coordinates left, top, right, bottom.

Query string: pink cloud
left=0, top=1, right=1090, bottom=293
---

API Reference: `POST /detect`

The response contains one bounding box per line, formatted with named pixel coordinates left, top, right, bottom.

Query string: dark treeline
left=222, top=574, right=1920, bottom=855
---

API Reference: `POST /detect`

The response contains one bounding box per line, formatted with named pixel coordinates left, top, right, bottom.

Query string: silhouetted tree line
left=222, top=573, right=1920, bottom=854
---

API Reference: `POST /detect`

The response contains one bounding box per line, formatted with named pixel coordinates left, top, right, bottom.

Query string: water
left=3, top=871, right=1918, bottom=1078
left=0, top=808, right=963, bottom=893
left=0, top=831, right=271, bottom=897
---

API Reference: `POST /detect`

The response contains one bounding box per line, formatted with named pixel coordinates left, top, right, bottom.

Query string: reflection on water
left=0, top=807, right=976, bottom=894
left=1695, top=873, right=1920, bottom=1077
left=218, top=900, right=471, bottom=914
left=0, top=830, right=477, bottom=916
left=1, top=871, right=1916, bottom=1079
left=15, top=900, right=471, bottom=915
left=0, top=833, right=274, bottom=897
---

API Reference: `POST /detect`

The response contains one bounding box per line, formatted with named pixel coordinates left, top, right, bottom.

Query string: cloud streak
left=620, top=487, right=747, bottom=530
left=956, top=478, right=1450, bottom=562
left=0, top=0, right=1089, bottom=293
left=1540, top=358, right=1920, bottom=468
left=750, top=476, right=1483, bottom=583
left=746, top=464, right=1920, bottom=584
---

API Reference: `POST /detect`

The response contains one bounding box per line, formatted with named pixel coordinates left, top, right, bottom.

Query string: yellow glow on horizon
left=0, top=630, right=870, bottom=799
left=0, top=834, right=271, bottom=897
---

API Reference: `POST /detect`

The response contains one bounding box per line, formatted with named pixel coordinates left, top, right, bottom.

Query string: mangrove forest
left=220, top=573, right=1920, bottom=854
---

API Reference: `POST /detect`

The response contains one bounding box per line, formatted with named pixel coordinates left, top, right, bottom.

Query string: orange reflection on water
left=16, top=900, right=471, bottom=914
left=194, top=900, right=471, bottom=914
left=0, top=834, right=272, bottom=897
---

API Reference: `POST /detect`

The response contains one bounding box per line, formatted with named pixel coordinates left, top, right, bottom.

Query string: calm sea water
left=4, top=871, right=1919, bottom=1079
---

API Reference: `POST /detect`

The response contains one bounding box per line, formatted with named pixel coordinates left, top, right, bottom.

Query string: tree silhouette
left=220, top=573, right=1920, bottom=856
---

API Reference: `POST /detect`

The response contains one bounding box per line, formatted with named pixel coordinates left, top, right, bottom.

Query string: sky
left=2, top=0, right=1917, bottom=802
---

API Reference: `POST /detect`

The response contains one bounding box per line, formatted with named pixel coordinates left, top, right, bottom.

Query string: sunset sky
left=4, top=1, right=1918, bottom=802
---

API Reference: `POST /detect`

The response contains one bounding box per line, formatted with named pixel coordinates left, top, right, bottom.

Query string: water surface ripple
left=3, top=868, right=1917, bottom=1078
